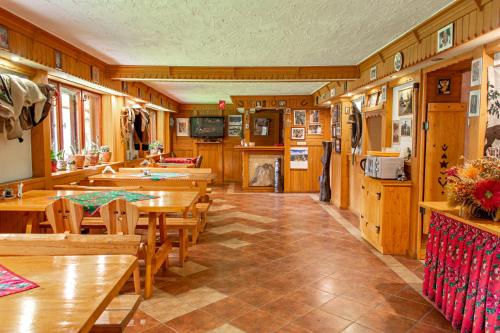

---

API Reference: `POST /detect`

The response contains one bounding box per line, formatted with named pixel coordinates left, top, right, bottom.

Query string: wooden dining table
left=0, top=190, right=200, bottom=299
left=0, top=255, right=136, bottom=333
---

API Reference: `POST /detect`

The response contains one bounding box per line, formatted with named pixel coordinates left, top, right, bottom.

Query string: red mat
left=0, top=264, right=39, bottom=297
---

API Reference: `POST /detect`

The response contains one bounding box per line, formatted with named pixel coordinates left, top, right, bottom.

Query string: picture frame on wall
left=176, top=118, right=190, bottom=136
left=291, top=127, right=305, bottom=140
left=437, top=78, right=451, bottom=95
left=393, top=52, right=404, bottom=72
left=228, top=115, right=242, bottom=126
left=335, top=139, right=341, bottom=153
left=392, top=121, right=400, bottom=145
left=398, top=87, right=413, bottom=116
left=335, top=124, right=341, bottom=137
left=468, top=90, right=480, bottom=117
left=290, top=147, right=308, bottom=169
left=332, top=125, right=336, bottom=138
left=0, top=25, right=8, bottom=50
left=293, top=110, right=306, bottom=126
left=400, top=119, right=412, bottom=137
left=228, top=126, right=241, bottom=137
left=308, top=124, right=322, bottom=135
left=54, top=50, right=62, bottom=70
left=367, top=92, right=379, bottom=107
left=471, top=58, right=482, bottom=86
left=437, top=23, right=453, bottom=53
left=369, top=65, right=377, bottom=81
left=309, top=110, right=320, bottom=124
left=91, top=65, right=100, bottom=83
left=278, top=100, right=286, bottom=107
left=380, top=85, right=387, bottom=103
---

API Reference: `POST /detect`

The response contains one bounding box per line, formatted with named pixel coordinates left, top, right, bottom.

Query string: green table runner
left=131, top=172, right=189, bottom=181
left=55, top=191, right=158, bottom=216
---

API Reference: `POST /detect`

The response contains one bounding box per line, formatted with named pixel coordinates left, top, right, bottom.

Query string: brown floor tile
left=139, top=324, right=177, bottom=333
left=165, top=309, right=225, bottom=333
left=395, top=286, right=429, bottom=304
left=199, top=296, right=257, bottom=321
left=231, top=309, right=289, bottom=333
left=293, top=309, right=352, bottom=333
left=276, top=322, right=314, bottom=333
left=419, top=309, right=456, bottom=331
left=375, top=295, right=431, bottom=321
left=320, top=296, right=374, bottom=321
left=407, top=322, right=455, bottom=332
left=341, top=323, right=376, bottom=333
left=124, top=310, right=164, bottom=333
left=311, top=277, right=351, bottom=296
left=234, top=286, right=283, bottom=307
left=356, top=308, right=416, bottom=333
left=261, top=296, right=314, bottom=321
left=287, top=287, right=336, bottom=307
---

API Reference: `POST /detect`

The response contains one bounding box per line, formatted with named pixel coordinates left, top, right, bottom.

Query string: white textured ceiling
left=2, top=0, right=453, bottom=66
left=146, top=81, right=329, bottom=104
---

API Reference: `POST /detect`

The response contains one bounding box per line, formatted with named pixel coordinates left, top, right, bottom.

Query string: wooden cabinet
left=360, top=176, right=411, bottom=255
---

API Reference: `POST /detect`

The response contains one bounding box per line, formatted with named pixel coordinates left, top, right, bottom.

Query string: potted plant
left=67, top=145, right=85, bottom=169
left=50, top=148, right=57, bottom=172
left=83, top=142, right=100, bottom=166
left=67, top=160, right=77, bottom=171
left=55, top=149, right=66, bottom=171
left=149, top=141, right=163, bottom=155
left=100, top=145, right=112, bottom=163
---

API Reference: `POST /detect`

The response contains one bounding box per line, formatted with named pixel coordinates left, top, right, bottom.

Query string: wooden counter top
left=420, top=201, right=500, bottom=237
left=234, top=145, right=285, bottom=151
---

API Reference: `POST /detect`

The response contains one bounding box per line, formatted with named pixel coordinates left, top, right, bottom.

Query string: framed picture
left=471, top=58, right=482, bottom=86
left=253, top=118, right=269, bottom=136
left=330, top=88, right=336, bottom=98
left=468, top=90, right=480, bottom=117
left=392, top=121, right=400, bottom=145
left=91, top=66, right=100, bottom=82
left=437, top=23, right=453, bottom=53
left=278, top=100, right=286, bottom=107
left=308, top=124, right=322, bottom=135
left=400, top=119, right=412, bottom=137
left=0, top=25, right=8, bottom=50
left=332, top=125, right=336, bottom=138
left=335, top=124, right=341, bottom=137
left=121, top=81, right=128, bottom=93
left=335, top=139, right=341, bottom=153
left=228, top=115, right=242, bottom=126
left=370, top=65, right=377, bottom=81
left=380, top=85, right=387, bottom=103
left=255, top=100, right=262, bottom=108
left=332, top=105, right=340, bottom=123
left=437, top=79, right=451, bottom=95
left=290, top=147, right=308, bottom=169
left=344, top=106, right=351, bottom=115
left=367, top=92, right=379, bottom=107
left=293, top=110, right=306, bottom=126
left=54, top=50, right=62, bottom=70
left=398, top=87, right=413, bottom=116
left=228, top=126, right=241, bottom=137
left=309, top=110, right=320, bottom=124
left=284, top=108, right=291, bottom=115
left=291, top=127, right=305, bottom=140
left=394, top=52, right=404, bottom=72
left=176, top=118, right=190, bottom=136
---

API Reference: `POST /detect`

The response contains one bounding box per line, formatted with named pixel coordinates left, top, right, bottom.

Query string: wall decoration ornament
left=0, top=25, right=8, bottom=50
left=437, top=78, right=451, bottom=95
left=278, top=100, right=286, bottom=107
left=394, top=52, right=404, bottom=72
left=290, top=147, right=308, bottom=169
left=176, top=118, right=190, bottom=136
left=437, top=23, right=453, bottom=53
left=293, top=110, right=306, bottom=126
left=468, top=90, right=480, bottom=117
left=471, top=58, right=482, bottom=86
left=370, top=65, right=377, bottom=81
left=291, top=127, right=305, bottom=140
left=437, top=144, right=449, bottom=195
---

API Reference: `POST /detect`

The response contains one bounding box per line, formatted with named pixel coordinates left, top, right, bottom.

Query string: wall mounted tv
left=190, top=117, right=225, bottom=138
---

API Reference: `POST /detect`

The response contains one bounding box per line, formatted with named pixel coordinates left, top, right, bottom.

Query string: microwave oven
left=364, top=156, right=404, bottom=179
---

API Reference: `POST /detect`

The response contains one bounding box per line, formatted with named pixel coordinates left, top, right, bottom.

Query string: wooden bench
left=161, top=217, right=198, bottom=266
left=0, top=233, right=142, bottom=333
left=195, top=202, right=210, bottom=232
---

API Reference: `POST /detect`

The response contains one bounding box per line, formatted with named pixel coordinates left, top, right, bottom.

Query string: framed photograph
left=0, top=25, right=8, bottom=50
left=228, top=115, right=242, bottom=126
left=54, top=50, right=62, bottom=70
left=91, top=65, right=100, bottom=82
left=437, top=79, right=451, bottom=95
left=332, top=105, right=340, bottom=123
left=370, top=65, right=377, bottom=81
left=394, top=52, right=404, bottom=72
left=284, top=107, right=291, bottom=115
left=293, top=110, right=306, bottom=126
left=471, top=58, right=482, bottom=86
left=228, top=125, right=241, bottom=137
left=367, top=92, right=379, bottom=107
left=291, top=127, right=305, bottom=140
left=392, top=121, right=400, bottom=145
left=400, top=119, right=412, bottom=137
left=255, top=100, right=262, bottom=108
left=253, top=118, right=269, bottom=136
left=380, top=85, right=387, bottom=103
left=176, top=118, right=190, bottom=136
left=309, top=110, right=320, bottom=124
left=332, top=125, right=336, bottom=138
left=398, top=87, right=413, bottom=116
left=335, top=139, right=341, bottom=153
left=437, top=23, right=453, bottom=53
left=468, top=90, right=480, bottom=117
left=278, top=100, right=286, bottom=107
left=290, top=147, right=308, bottom=169
left=335, top=124, right=341, bottom=137
left=344, top=106, right=351, bottom=115
left=308, top=124, right=322, bottom=135
left=330, top=88, right=336, bottom=98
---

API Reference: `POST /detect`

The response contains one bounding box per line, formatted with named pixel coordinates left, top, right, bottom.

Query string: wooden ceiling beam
left=105, top=65, right=360, bottom=81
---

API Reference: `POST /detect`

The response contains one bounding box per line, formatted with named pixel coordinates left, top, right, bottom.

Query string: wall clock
left=394, top=52, right=404, bottom=72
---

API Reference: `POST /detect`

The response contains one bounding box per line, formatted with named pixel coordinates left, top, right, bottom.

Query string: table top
left=0, top=255, right=136, bottom=333
left=0, top=190, right=199, bottom=213
left=89, top=172, right=215, bottom=182
left=420, top=201, right=500, bottom=237
left=118, top=167, right=212, bottom=175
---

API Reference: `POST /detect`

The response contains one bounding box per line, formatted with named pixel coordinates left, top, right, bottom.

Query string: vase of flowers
left=445, top=157, right=500, bottom=221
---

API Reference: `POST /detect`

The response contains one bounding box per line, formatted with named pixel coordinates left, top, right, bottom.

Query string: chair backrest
left=53, top=185, right=140, bottom=191
left=45, top=198, right=84, bottom=233
left=195, top=155, right=203, bottom=168
left=100, top=199, right=139, bottom=235
left=0, top=233, right=141, bottom=256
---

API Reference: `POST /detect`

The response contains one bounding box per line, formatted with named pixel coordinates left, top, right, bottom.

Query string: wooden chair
left=0, top=233, right=141, bottom=333
left=45, top=198, right=84, bottom=233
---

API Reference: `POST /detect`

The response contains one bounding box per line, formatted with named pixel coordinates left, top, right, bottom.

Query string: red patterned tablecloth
left=423, top=211, right=499, bottom=333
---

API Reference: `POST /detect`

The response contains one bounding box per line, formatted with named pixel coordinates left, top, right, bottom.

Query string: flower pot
left=68, top=163, right=77, bottom=171
left=86, top=153, right=99, bottom=166
left=149, top=149, right=158, bottom=156
left=100, top=151, right=112, bottom=163
left=69, top=155, right=85, bottom=169
left=56, top=160, right=67, bottom=171
left=51, top=160, right=57, bottom=173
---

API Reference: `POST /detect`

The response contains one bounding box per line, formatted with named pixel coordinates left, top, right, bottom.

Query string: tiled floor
left=126, top=184, right=456, bottom=333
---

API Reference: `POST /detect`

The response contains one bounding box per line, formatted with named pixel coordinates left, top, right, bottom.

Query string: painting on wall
left=437, top=79, right=451, bottom=95
left=291, top=127, right=305, bottom=140
left=471, top=58, right=482, bottom=86
left=54, top=50, right=62, bottom=70
left=392, top=121, right=400, bottom=145
left=370, top=66, right=377, bottom=81
left=398, top=87, right=413, bottom=116
left=249, top=155, right=277, bottom=187
left=468, top=90, right=480, bottom=117
left=309, top=110, right=320, bottom=124
left=176, top=118, right=190, bottom=136
left=486, top=66, right=500, bottom=157
left=293, top=110, right=306, bottom=126
left=228, top=126, right=241, bottom=137
left=0, top=25, right=8, bottom=50
left=228, top=115, right=242, bottom=126
left=437, top=23, right=453, bottom=53
left=290, top=147, right=308, bottom=169
left=253, top=118, right=270, bottom=136
left=400, top=119, right=412, bottom=137
left=308, top=124, right=322, bottom=135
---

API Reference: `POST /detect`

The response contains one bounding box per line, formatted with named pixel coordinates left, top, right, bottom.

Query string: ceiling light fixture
left=11, top=55, right=20, bottom=62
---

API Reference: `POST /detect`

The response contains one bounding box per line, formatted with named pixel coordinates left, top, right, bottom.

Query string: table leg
left=144, top=212, right=157, bottom=299
left=25, top=213, right=35, bottom=234
left=179, top=228, right=186, bottom=267
left=158, top=213, right=168, bottom=271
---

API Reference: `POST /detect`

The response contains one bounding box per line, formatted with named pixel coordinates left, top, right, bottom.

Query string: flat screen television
left=190, top=117, right=225, bottom=138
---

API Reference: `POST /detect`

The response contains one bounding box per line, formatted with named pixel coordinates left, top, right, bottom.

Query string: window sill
left=51, top=162, right=121, bottom=179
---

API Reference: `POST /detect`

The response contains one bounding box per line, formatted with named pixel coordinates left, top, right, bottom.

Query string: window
left=49, top=82, right=101, bottom=154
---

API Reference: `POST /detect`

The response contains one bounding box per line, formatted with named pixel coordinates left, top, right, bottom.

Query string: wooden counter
left=236, top=146, right=284, bottom=191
